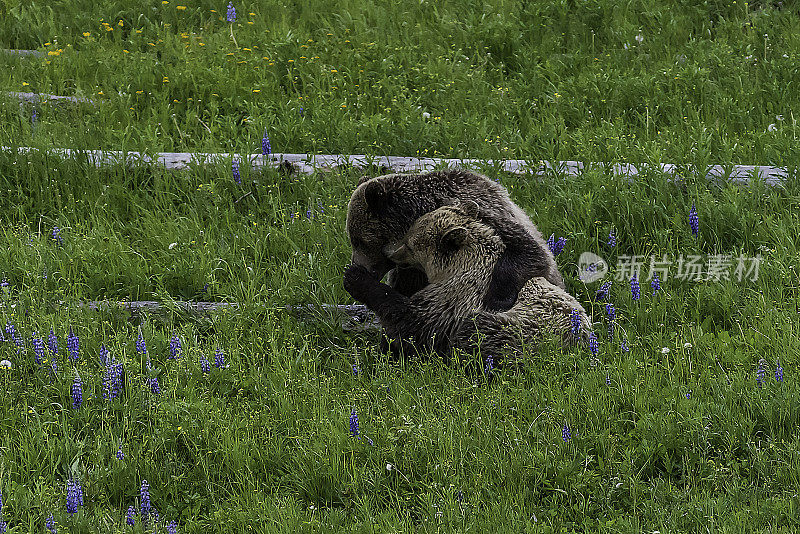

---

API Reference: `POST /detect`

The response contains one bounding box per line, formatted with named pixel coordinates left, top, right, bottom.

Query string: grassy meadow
left=1, top=0, right=800, bottom=532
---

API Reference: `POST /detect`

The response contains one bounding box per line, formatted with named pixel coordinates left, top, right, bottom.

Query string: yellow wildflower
left=177, top=5, right=187, bottom=10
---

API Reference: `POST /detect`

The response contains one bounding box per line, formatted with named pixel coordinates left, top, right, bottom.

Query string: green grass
left=2, top=1, right=800, bottom=532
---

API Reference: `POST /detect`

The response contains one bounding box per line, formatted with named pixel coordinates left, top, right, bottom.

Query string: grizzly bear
left=345, top=169, right=564, bottom=313
left=343, top=204, right=592, bottom=363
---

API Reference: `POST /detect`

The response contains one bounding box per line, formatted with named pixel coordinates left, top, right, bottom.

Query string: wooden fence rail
left=1, top=147, right=792, bottom=185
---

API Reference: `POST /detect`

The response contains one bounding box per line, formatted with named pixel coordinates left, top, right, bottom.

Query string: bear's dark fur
left=344, top=205, right=591, bottom=363
left=345, top=169, right=564, bottom=312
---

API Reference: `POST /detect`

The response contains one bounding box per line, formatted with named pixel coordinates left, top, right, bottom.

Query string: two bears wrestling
left=343, top=169, right=591, bottom=368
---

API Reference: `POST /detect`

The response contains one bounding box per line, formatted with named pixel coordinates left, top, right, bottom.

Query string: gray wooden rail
left=4, top=91, right=96, bottom=105
left=1, top=49, right=43, bottom=57
left=1, top=147, right=792, bottom=185
left=80, top=300, right=379, bottom=331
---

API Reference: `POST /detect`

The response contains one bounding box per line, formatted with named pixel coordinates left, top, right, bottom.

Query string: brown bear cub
left=345, top=169, right=564, bottom=313
left=344, top=204, right=592, bottom=363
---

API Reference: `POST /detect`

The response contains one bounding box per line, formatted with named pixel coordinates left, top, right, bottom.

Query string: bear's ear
left=457, top=200, right=480, bottom=219
left=357, top=175, right=371, bottom=186
left=438, top=227, right=469, bottom=254
left=363, top=180, right=390, bottom=212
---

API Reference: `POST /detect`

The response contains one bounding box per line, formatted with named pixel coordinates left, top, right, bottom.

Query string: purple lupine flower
left=595, top=280, right=612, bottom=301
left=99, top=344, right=109, bottom=366
left=140, top=480, right=151, bottom=521
left=32, top=332, right=46, bottom=365
left=651, top=274, right=661, bottom=294
left=50, top=358, right=58, bottom=379
left=485, top=354, right=495, bottom=374
left=147, top=377, right=161, bottom=395
left=547, top=234, right=566, bottom=255
left=686, top=390, right=692, bottom=399
left=0, top=520, right=6, bottom=533
left=32, top=107, right=38, bottom=127
left=299, top=107, right=304, bottom=117
left=145, top=356, right=152, bottom=372
left=136, top=331, right=147, bottom=355
left=200, top=355, right=210, bottom=374
left=630, top=273, right=640, bottom=301
left=51, top=226, right=64, bottom=246
left=169, top=333, right=182, bottom=359
left=0, top=487, right=3, bottom=511
left=605, top=374, right=611, bottom=386
left=689, top=203, right=699, bottom=237
left=570, top=310, right=582, bottom=336
left=620, top=338, right=630, bottom=352
left=71, top=375, right=83, bottom=408
left=46, top=513, right=57, bottom=533
left=116, top=445, right=124, bottom=460
left=588, top=332, right=598, bottom=356
left=352, top=356, right=360, bottom=376
left=67, top=328, right=80, bottom=362
left=349, top=408, right=359, bottom=438
left=605, top=303, right=616, bottom=336
left=757, top=358, right=766, bottom=388
left=214, top=348, right=227, bottom=368
left=126, top=505, right=136, bottom=526
left=776, top=361, right=784, bottom=382
left=261, top=129, right=271, bottom=155
left=226, top=2, right=236, bottom=22
left=102, top=359, right=124, bottom=400
left=5, top=323, right=23, bottom=351
left=168, top=521, right=178, bottom=534
left=232, top=159, right=241, bottom=184
left=607, top=228, right=616, bottom=248
left=0, top=277, right=8, bottom=288
left=65, top=479, right=83, bottom=514
left=562, top=424, right=572, bottom=442
left=48, top=329, right=58, bottom=356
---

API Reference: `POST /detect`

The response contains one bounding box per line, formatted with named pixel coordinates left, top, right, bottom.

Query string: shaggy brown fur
left=345, top=169, right=564, bottom=313
left=344, top=205, right=591, bottom=363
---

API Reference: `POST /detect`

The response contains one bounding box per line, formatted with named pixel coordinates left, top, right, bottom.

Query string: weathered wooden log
left=1, top=147, right=790, bottom=185
left=1, top=49, right=43, bottom=57
left=77, top=300, right=379, bottom=331
left=3, top=91, right=96, bottom=105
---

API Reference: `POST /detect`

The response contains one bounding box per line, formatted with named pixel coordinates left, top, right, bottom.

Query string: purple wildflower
left=227, top=2, right=236, bottom=22
left=48, top=329, right=58, bottom=356
left=689, top=203, right=699, bottom=237
left=98, top=344, right=109, bottom=366
left=562, top=424, right=572, bottom=442
left=116, top=445, right=124, bottom=460
left=262, top=129, right=271, bottom=155
left=135, top=331, right=147, bottom=355
left=214, top=348, right=227, bottom=368
left=103, top=359, right=124, bottom=400
left=620, top=338, right=630, bottom=352
left=349, top=408, right=359, bottom=438
left=232, top=159, right=241, bottom=184
left=168, top=521, right=178, bottom=534
left=352, top=356, right=360, bottom=376
left=65, top=479, right=83, bottom=515
left=605, top=303, right=616, bottom=336
left=51, top=226, right=64, bottom=246
left=605, top=374, right=611, bottom=386
left=570, top=310, right=582, bottom=336
left=607, top=228, right=616, bottom=248
left=147, top=377, right=161, bottom=395
left=630, top=273, right=640, bottom=301
left=757, top=358, right=766, bottom=388
left=651, top=274, right=661, bottom=294
left=0, top=520, right=5, bottom=533
left=776, top=361, right=784, bottom=382
left=32, top=332, right=46, bottom=365
left=485, top=354, right=495, bottom=374
left=200, top=355, right=210, bottom=374
left=67, top=328, right=80, bottom=362
left=46, top=513, right=57, bottom=533
left=0, top=277, right=8, bottom=288
left=72, top=375, right=83, bottom=409
left=126, top=505, right=136, bottom=526
left=547, top=234, right=566, bottom=256
left=169, top=333, right=182, bottom=359
left=5, top=323, right=23, bottom=351
left=588, top=332, right=598, bottom=356
left=686, top=390, right=692, bottom=399
left=140, top=480, right=151, bottom=521
left=595, top=280, right=612, bottom=301
left=299, top=106, right=304, bottom=117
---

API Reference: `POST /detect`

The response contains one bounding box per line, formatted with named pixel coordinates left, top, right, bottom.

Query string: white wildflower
left=768, top=124, right=777, bottom=132
left=169, top=242, right=178, bottom=249
left=635, top=32, right=644, bottom=43
left=661, top=347, right=670, bottom=354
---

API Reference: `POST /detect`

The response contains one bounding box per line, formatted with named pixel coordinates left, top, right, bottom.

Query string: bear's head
left=385, top=203, right=503, bottom=283
left=346, top=175, right=435, bottom=279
